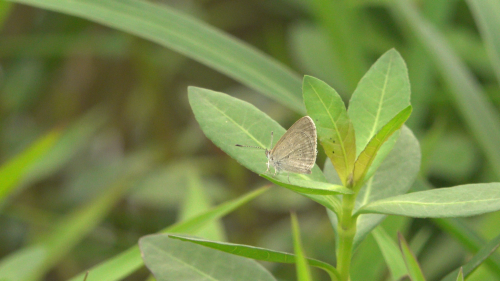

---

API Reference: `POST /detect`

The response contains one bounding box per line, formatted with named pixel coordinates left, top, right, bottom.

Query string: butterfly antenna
left=269, top=131, right=274, bottom=149
left=235, top=144, right=264, bottom=150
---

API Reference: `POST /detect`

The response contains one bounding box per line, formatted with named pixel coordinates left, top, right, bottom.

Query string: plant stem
left=336, top=193, right=358, bottom=281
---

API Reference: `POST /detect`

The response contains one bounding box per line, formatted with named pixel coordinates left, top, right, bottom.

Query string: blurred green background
left=1, top=0, right=500, bottom=280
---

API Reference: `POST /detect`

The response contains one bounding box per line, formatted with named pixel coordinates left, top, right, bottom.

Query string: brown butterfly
left=236, top=116, right=317, bottom=182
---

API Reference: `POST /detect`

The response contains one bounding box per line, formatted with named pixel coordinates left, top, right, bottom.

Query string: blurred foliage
left=0, top=0, right=500, bottom=280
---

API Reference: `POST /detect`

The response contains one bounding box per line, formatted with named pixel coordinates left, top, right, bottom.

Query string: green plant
left=3, top=0, right=500, bottom=280
left=138, top=50, right=500, bottom=281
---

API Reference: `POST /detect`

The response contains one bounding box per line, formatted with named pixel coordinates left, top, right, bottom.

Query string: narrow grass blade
left=352, top=106, right=412, bottom=187
left=168, top=235, right=340, bottom=281
left=393, top=0, right=500, bottom=179
left=358, top=183, right=500, bottom=218
left=291, top=213, right=313, bottom=281
left=9, top=0, right=305, bottom=113
left=456, top=268, right=464, bottom=281
left=179, top=168, right=225, bottom=241
left=140, top=234, right=276, bottom=281
left=441, top=232, right=500, bottom=281
left=372, top=227, right=407, bottom=280
left=399, top=233, right=426, bottom=281
left=303, top=75, right=356, bottom=186
left=0, top=178, right=133, bottom=281
left=67, top=187, right=268, bottom=281
left=0, top=129, right=60, bottom=205
left=466, top=0, right=500, bottom=84
left=348, top=49, right=411, bottom=157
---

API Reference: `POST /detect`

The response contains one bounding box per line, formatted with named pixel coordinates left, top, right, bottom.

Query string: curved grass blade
left=188, top=87, right=348, bottom=199
left=441, top=232, right=500, bottom=281
left=67, top=187, right=267, bottom=281
left=358, top=183, right=500, bottom=218
left=168, top=235, right=340, bottom=281
left=9, top=0, right=305, bottom=113
left=466, top=0, right=500, bottom=84
left=140, top=234, right=276, bottom=281
left=372, top=227, right=407, bottom=280
left=352, top=106, right=412, bottom=187
left=0, top=129, right=60, bottom=205
left=303, top=75, right=356, bottom=186
left=399, top=233, right=426, bottom=281
left=348, top=49, right=411, bottom=157
left=291, top=213, right=313, bottom=281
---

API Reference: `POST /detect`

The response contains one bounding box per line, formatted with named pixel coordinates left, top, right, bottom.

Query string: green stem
left=336, top=193, right=358, bottom=281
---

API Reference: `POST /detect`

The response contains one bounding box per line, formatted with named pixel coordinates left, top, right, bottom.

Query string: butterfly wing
left=270, top=116, right=317, bottom=174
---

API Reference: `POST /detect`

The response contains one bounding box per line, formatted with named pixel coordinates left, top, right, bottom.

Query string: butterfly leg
left=287, top=172, right=290, bottom=183
left=265, top=160, right=270, bottom=173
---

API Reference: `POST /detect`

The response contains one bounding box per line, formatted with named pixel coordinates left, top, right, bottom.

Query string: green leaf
left=139, top=234, right=276, bottom=281
left=348, top=49, right=411, bottom=157
left=291, top=213, right=313, bottom=281
left=188, top=87, right=346, bottom=199
left=303, top=75, right=356, bottom=186
left=466, top=0, right=500, bottom=84
left=372, top=227, right=407, bottom=280
left=168, top=235, right=340, bottom=281
left=179, top=168, right=226, bottom=241
left=0, top=247, right=46, bottom=281
left=399, top=233, right=426, bottom=281
left=0, top=176, right=138, bottom=281
left=67, top=187, right=267, bottom=281
left=9, top=0, right=304, bottom=113
left=0, top=129, right=60, bottom=205
left=352, top=106, right=412, bottom=186
left=25, top=106, right=109, bottom=184
left=358, top=183, right=500, bottom=218
left=456, top=268, right=464, bottom=281
left=327, top=126, right=420, bottom=248
left=261, top=174, right=352, bottom=195
left=441, top=232, right=500, bottom=281
left=393, top=0, right=500, bottom=179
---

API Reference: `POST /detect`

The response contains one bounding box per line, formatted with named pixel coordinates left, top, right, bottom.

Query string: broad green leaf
left=399, top=233, right=426, bottom=281
left=372, top=227, right=407, bottom=280
left=348, top=49, right=411, bottom=157
left=139, top=234, right=276, bottom=281
left=67, top=187, right=267, bottom=281
left=352, top=106, right=412, bottom=187
left=188, top=87, right=347, bottom=199
left=467, top=0, right=500, bottom=84
left=0, top=129, right=60, bottom=205
left=9, top=0, right=304, bottom=113
left=262, top=175, right=352, bottom=195
left=327, top=126, right=420, bottom=248
left=291, top=213, right=313, bottom=281
left=358, top=183, right=500, bottom=218
left=417, top=178, right=500, bottom=276
left=168, top=235, right=339, bottom=281
left=393, top=0, right=500, bottom=179
left=441, top=232, right=500, bottom=281
left=303, top=75, right=356, bottom=186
